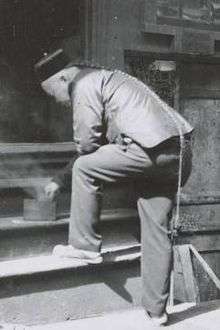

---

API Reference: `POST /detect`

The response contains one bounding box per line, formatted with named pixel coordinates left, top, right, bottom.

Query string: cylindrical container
left=23, top=198, right=57, bottom=221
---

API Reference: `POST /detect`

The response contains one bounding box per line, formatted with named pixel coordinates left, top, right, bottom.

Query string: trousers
left=69, top=136, right=192, bottom=315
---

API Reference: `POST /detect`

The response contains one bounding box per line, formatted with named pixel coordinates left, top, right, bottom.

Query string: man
left=35, top=49, right=193, bottom=326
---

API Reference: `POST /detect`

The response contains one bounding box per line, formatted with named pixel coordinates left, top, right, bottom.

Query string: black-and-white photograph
left=0, top=1, right=219, bottom=329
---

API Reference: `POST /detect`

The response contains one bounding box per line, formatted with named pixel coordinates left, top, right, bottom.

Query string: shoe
left=52, top=245, right=103, bottom=264
left=145, top=311, right=168, bottom=327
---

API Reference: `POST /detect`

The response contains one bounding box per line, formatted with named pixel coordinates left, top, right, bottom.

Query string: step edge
left=0, top=244, right=141, bottom=279
left=0, top=208, right=139, bottom=232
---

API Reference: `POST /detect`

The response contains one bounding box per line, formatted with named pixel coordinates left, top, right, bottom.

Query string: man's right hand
left=44, top=181, right=60, bottom=200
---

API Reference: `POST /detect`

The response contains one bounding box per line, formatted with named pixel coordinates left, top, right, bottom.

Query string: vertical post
left=179, top=0, right=183, bottom=19
left=174, top=244, right=200, bottom=303
left=83, top=0, right=94, bottom=62
left=144, top=0, right=157, bottom=24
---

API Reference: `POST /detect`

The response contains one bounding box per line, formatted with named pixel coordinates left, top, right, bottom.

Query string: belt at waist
left=114, top=133, right=192, bottom=150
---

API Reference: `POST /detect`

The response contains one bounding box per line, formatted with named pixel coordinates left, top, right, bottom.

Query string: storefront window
left=157, top=0, right=180, bottom=19
left=125, top=56, right=177, bottom=107
left=157, top=0, right=218, bottom=26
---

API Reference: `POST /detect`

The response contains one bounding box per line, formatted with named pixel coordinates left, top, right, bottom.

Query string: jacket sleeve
left=71, top=74, right=104, bottom=155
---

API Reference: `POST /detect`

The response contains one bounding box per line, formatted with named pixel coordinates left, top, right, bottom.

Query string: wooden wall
left=85, top=0, right=220, bottom=300
left=178, top=61, right=220, bottom=300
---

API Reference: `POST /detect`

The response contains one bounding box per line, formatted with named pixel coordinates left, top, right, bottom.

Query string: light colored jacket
left=71, top=68, right=193, bottom=154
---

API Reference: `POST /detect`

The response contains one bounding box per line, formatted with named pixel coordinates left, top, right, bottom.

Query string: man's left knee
left=72, top=156, right=90, bottom=177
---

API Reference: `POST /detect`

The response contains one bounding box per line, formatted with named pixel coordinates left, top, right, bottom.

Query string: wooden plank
left=177, top=204, right=220, bottom=232
left=181, top=30, right=214, bottom=54
left=173, top=246, right=187, bottom=302
left=0, top=209, right=139, bottom=231
left=143, top=25, right=215, bottom=55
left=0, top=157, right=72, bottom=166
left=174, top=245, right=220, bottom=303
left=0, top=250, right=140, bottom=280
left=0, top=142, right=76, bottom=154
left=168, top=270, right=175, bottom=306
left=191, top=252, right=220, bottom=301
left=143, top=23, right=177, bottom=36
left=174, top=245, right=199, bottom=302
left=157, top=15, right=220, bottom=32
left=177, top=233, right=220, bottom=252
left=181, top=88, right=220, bottom=99
left=190, top=245, right=220, bottom=291
left=180, top=194, right=220, bottom=205
left=144, top=0, right=157, bottom=24
left=0, top=177, right=52, bottom=189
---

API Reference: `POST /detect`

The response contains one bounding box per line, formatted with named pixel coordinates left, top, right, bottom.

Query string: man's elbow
left=76, top=142, right=100, bottom=155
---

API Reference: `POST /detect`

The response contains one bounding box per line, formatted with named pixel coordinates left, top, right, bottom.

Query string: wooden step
left=0, top=246, right=141, bottom=279
left=0, top=211, right=219, bottom=325
left=0, top=246, right=141, bottom=325
left=0, top=207, right=141, bottom=325
left=1, top=205, right=220, bottom=262
left=0, top=208, right=140, bottom=261
left=0, top=184, right=136, bottom=218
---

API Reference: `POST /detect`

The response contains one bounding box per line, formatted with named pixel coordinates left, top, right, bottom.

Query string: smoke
left=0, top=154, right=51, bottom=201
left=0, top=57, right=52, bottom=202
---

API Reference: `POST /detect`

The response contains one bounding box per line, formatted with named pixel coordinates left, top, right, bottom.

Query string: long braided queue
left=114, top=68, right=184, bottom=241
left=112, top=68, right=184, bottom=308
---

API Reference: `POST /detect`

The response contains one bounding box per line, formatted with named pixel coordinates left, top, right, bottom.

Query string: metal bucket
left=23, top=198, right=57, bottom=221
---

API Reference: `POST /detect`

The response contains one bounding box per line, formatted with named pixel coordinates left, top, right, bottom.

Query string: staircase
left=0, top=144, right=144, bottom=326
left=0, top=194, right=142, bottom=326
left=0, top=145, right=220, bottom=326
